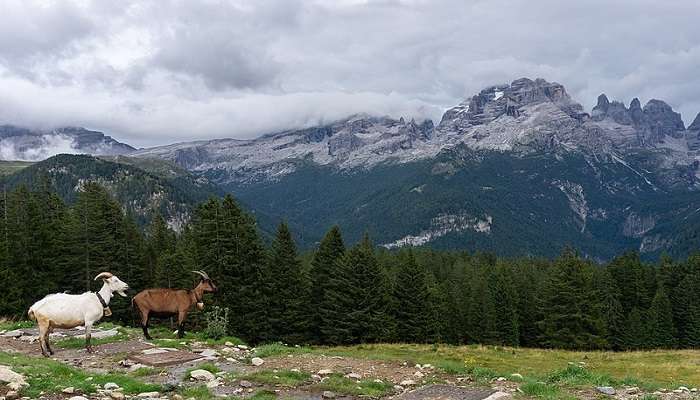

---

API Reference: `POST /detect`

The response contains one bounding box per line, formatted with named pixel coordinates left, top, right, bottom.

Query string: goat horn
left=192, top=270, right=207, bottom=280
left=199, top=270, right=211, bottom=280
left=94, top=272, right=113, bottom=281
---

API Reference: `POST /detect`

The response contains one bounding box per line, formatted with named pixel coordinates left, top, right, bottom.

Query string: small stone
left=596, top=387, right=616, bottom=396
left=317, top=369, right=333, bottom=376
left=200, top=349, right=219, bottom=359
left=0, top=366, right=27, bottom=388
left=414, top=371, right=424, bottom=378
left=237, top=344, right=249, bottom=350
left=137, top=392, right=160, bottom=398
left=423, top=364, right=433, bottom=369
left=104, top=383, right=120, bottom=390
left=67, top=397, right=88, bottom=400
left=190, top=369, right=216, bottom=381
left=110, top=392, right=125, bottom=400
left=400, top=379, right=416, bottom=386
left=625, top=387, right=639, bottom=395
left=394, top=385, right=404, bottom=391
left=171, top=395, right=184, bottom=400
left=205, top=379, right=221, bottom=388
left=251, top=357, right=264, bottom=366
left=7, top=382, right=23, bottom=391
left=142, top=348, right=169, bottom=355
left=225, top=341, right=234, bottom=346
left=322, top=391, right=336, bottom=399
left=239, top=380, right=254, bottom=388
left=345, top=373, right=362, bottom=380
left=691, top=388, right=698, bottom=392
left=2, top=330, right=23, bottom=338
left=129, top=364, right=149, bottom=372
left=5, top=391, right=19, bottom=400
left=496, top=377, right=507, bottom=382
left=673, top=389, right=683, bottom=394
left=678, top=386, right=690, bottom=392
left=63, top=387, right=76, bottom=394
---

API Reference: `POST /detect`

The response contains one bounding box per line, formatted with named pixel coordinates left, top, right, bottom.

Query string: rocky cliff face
left=134, top=77, right=700, bottom=191
left=0, top=125, right=135, bottom=161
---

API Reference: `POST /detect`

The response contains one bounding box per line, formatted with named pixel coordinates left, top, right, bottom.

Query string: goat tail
left=27, top=308, right=36, bottom=321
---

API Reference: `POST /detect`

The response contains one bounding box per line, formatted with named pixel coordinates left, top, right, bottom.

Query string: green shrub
left=202, top=306, right=229, bottom=340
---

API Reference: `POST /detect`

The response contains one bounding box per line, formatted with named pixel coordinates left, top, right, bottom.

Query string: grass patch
left=56, top=327, right=131, bottom=349
left=178, top=385, right=214, bottom=400
left=249, top=390, right=277, bottom=400
left=0, top=319, right=34, bottom=331
left=254, top=342, right=312, bottom=358
left=130, top=367, right=166, bottom=377
left=0, top=351, right=160, bottom=398
left=235, top=369, right=312, bottom=387
left=519, top=380, right=570, bottom=400
left=314, top=374, right=394, bottom=398
left=310, top=343, right=698, bottom=389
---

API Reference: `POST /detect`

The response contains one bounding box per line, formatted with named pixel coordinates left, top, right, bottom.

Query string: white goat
left=28, top=272, right=129, bottom=357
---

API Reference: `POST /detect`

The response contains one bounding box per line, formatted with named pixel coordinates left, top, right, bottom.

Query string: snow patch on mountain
left=553, top=180, right=588, bottom=232
left=382, top=212, right=492, bottom=249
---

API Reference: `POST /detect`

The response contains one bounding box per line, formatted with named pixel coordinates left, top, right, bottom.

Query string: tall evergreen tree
left=267, top=222, right=310, bottom=344
left=310, top=226, right=345, bottom=343
left=647, top=284, right=677, bottom=348
left=393, top=250, right=431, bottom=342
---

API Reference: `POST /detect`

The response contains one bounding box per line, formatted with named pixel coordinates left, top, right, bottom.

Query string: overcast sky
left=0, top=0, right=699, bottom=147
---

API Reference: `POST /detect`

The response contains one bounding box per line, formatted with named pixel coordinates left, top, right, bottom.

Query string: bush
left=202, top=306, right=229, bottom=340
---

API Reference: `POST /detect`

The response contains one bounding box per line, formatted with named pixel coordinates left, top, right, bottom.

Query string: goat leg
left=85, top=323, right=94, bottom=353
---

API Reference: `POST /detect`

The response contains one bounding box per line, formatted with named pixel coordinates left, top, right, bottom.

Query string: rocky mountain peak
left=689, top=113, right=700, bottom=132
left=593, top=94, right=610, bottom=114
left=642, top=99, right=685, bottom=139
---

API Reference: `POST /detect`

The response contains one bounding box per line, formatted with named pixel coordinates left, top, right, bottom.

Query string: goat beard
left=196, top=302, right=204, bottom=310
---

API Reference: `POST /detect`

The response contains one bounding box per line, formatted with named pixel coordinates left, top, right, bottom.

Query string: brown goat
left=132, top=270, right=217, bottom=339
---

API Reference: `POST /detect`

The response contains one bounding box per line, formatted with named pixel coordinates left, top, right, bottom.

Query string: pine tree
left=492, top=264, right=519, bottom=346
left=267, top=222, right=310, bottom=344
left=538, top=249, right=606, bottom=350
left=310, top=226, right=345, bottom=343
left=624, top=308, right=647, bottom=350
left=647, top=285, right=677, bottom=348
left=393, top=250, right=431, bottom=342
left=598, top=268, right=625, bottom=350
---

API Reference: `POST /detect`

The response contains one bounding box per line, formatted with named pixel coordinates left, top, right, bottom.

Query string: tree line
left=1, top=182, right=699, bottom=350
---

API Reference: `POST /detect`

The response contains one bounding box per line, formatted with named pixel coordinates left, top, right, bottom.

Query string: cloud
left=0, top=134, right=79, bottom=161
left=0, top=0, right=699, bottom=147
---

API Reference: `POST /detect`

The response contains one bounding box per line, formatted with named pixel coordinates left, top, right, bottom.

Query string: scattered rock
left=137, top=392, right=160, bottom=398
left=483, top=392, right=511, bottom=400
left=110, top=392, right=125, bottom=400
left=625, top=387, right=639, bottom=395
left=345, top=373, right=362, bottom=380
left=224, top=341, right=234, bottom=346
left=237, top=345, right=249, bottom=350
left=200, top=349, right=219, bottom=358
left=496, top=377, right=506, bottom=382
left=322, top=391, right=336, bottom=399
left=394, top=385, right=404, bottom=391
left=171, top=395, right=183, bottom=400
left=62, top=387, right=76, bottom=394
left=5, top=391, right=19, bottom=400
left=1, top=330, right=23, bottom=338
left=414, top=371, right=424, bottom=378
left=77, top=329, right=119, bottom=340
left=317, top=369, right=333, bottom=376
left=251, top=357, right=264, bottom=366
left=142, top=348, right=169, bottom=355
left=400, top=379, right=416, bottom=386
left=239, top=380, right=254, bottom=388
left=596, top=386, right=616, bottom=396
left=205, top=379, right=221, bottom=388
left=0, top=366, right=27, bottom=387
left=129, top=364, right=150, bottom=372
left=103, top=383, right=120, bottom=390
left=190, top=369, right=215, bottom=381
left=67, top=397, right=88, bottom=400
left=18, top=335, right=38, bottom=342
left=692, top=388, right=698, bottom=393
left=678, top=386, right=690, bottom=392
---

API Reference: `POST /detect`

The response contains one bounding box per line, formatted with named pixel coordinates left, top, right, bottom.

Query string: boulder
left=322, top=391, right=336, bottom=399
left=1, top=330, right=23, bottom=338
left=250, top=357, right=264, bottom=366
left=77, top=329, right=119, bottom=340
left=189, top=369, right=215, bottom=381
left=0, top=366, right=27, bottom=387
left=596, top=387, right=616, bottom=396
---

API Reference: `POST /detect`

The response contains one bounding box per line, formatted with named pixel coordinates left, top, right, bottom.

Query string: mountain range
left=2, top=77, right=700, bottom=259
